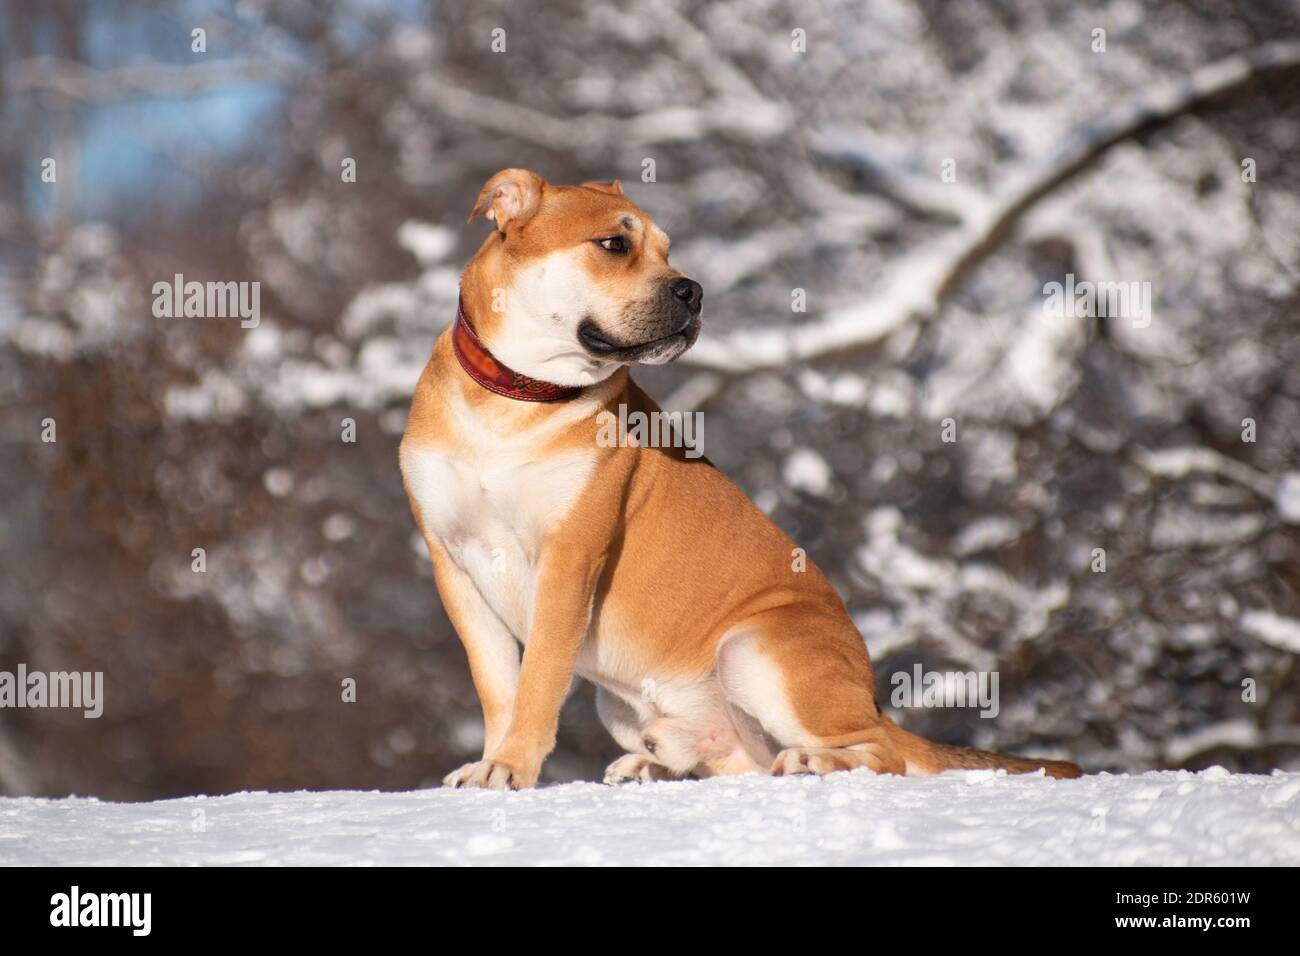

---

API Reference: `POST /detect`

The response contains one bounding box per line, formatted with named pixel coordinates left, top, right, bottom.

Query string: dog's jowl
left=399, top=169, right=1081, bottom=789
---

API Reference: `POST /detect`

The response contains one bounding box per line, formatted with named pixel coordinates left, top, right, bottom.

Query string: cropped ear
left=468, top=168, right=545, bottom=232
left=581, top=179, right=624, bottom=196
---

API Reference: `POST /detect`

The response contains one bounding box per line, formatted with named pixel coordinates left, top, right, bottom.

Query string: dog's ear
left=581, top=179, right=624, bottom=196
left=468, top=168, right=545, bottom=232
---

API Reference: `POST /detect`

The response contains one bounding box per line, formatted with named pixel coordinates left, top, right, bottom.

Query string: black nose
left=671, top=277, right=703, bottom=313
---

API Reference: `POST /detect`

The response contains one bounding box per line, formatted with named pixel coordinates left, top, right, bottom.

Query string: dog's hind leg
left=716, top=605, right=1082, bottom=779
left=716, top=605, right=908, bottom=777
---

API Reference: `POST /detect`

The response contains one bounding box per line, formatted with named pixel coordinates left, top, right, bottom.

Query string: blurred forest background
left=2, top=0, right=1299, bottom=800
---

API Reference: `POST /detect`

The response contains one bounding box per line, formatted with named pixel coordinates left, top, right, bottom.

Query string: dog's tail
left=879, top=712, right=1083, bottom=780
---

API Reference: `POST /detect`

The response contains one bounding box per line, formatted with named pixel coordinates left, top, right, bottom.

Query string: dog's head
left=464, top=168, right=703, bottom=383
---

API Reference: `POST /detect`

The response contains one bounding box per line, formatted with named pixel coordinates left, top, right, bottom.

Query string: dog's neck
left=457, top=270, right=622, bottom=393
left=452, top=296, right=585, bottom=403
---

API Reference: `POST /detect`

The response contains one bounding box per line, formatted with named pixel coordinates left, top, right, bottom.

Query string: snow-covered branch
left=1132, top=445, right=1277, bottom=500
left=682, top=40, right=1300, bottom=374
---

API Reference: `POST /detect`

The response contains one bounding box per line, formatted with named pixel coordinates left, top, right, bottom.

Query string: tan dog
left=400, top=169, right=1082, bottom=789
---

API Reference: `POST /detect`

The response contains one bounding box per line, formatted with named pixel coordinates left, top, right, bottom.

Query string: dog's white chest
left=403, top=441, right=595, bottom=640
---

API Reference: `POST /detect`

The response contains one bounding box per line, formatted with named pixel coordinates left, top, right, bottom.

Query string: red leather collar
left=451, top=296, right=583, bottom=403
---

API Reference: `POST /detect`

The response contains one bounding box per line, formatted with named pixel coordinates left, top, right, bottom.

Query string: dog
left=399, top=168, right=1082, bottom=789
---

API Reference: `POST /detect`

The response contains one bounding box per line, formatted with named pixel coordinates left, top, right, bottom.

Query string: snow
left=1276, top=472, right=1300, bottom=525
left=396, top=220, right=456, bottom=265
left=1239, top=609, right=1300, bottom=654
left=855, top=506, right=1068, bottom=671
left=3, top=768, right=1297, bottom=866
left=782, top=447, right=835, bottom=497
left=1163, top=720, right=1300, bottom=766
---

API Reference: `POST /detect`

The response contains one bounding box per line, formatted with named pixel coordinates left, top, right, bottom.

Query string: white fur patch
left=403, top=409, right=597, bottom=641
left=490, top=250, right=624, bottom=387
left=716, top=632, right=810, bottom=746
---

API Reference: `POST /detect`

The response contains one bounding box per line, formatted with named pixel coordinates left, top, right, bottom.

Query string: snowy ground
left=2, top=767, right=1297, bottom=866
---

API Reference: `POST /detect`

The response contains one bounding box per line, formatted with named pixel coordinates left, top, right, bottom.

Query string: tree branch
left=682, top=40, right=1300, bottom=373
left=6, top=56, right=299, bottom=102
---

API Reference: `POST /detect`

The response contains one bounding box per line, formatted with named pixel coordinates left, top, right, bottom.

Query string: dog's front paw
left=443, top=758, right=536, bottom=790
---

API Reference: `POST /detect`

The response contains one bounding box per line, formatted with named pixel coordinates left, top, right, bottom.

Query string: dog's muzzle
left=577, top=277, right=703, bottom=365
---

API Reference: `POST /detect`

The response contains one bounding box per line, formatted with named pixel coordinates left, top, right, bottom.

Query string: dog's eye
left=597, top=236, right=629, bottom=254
